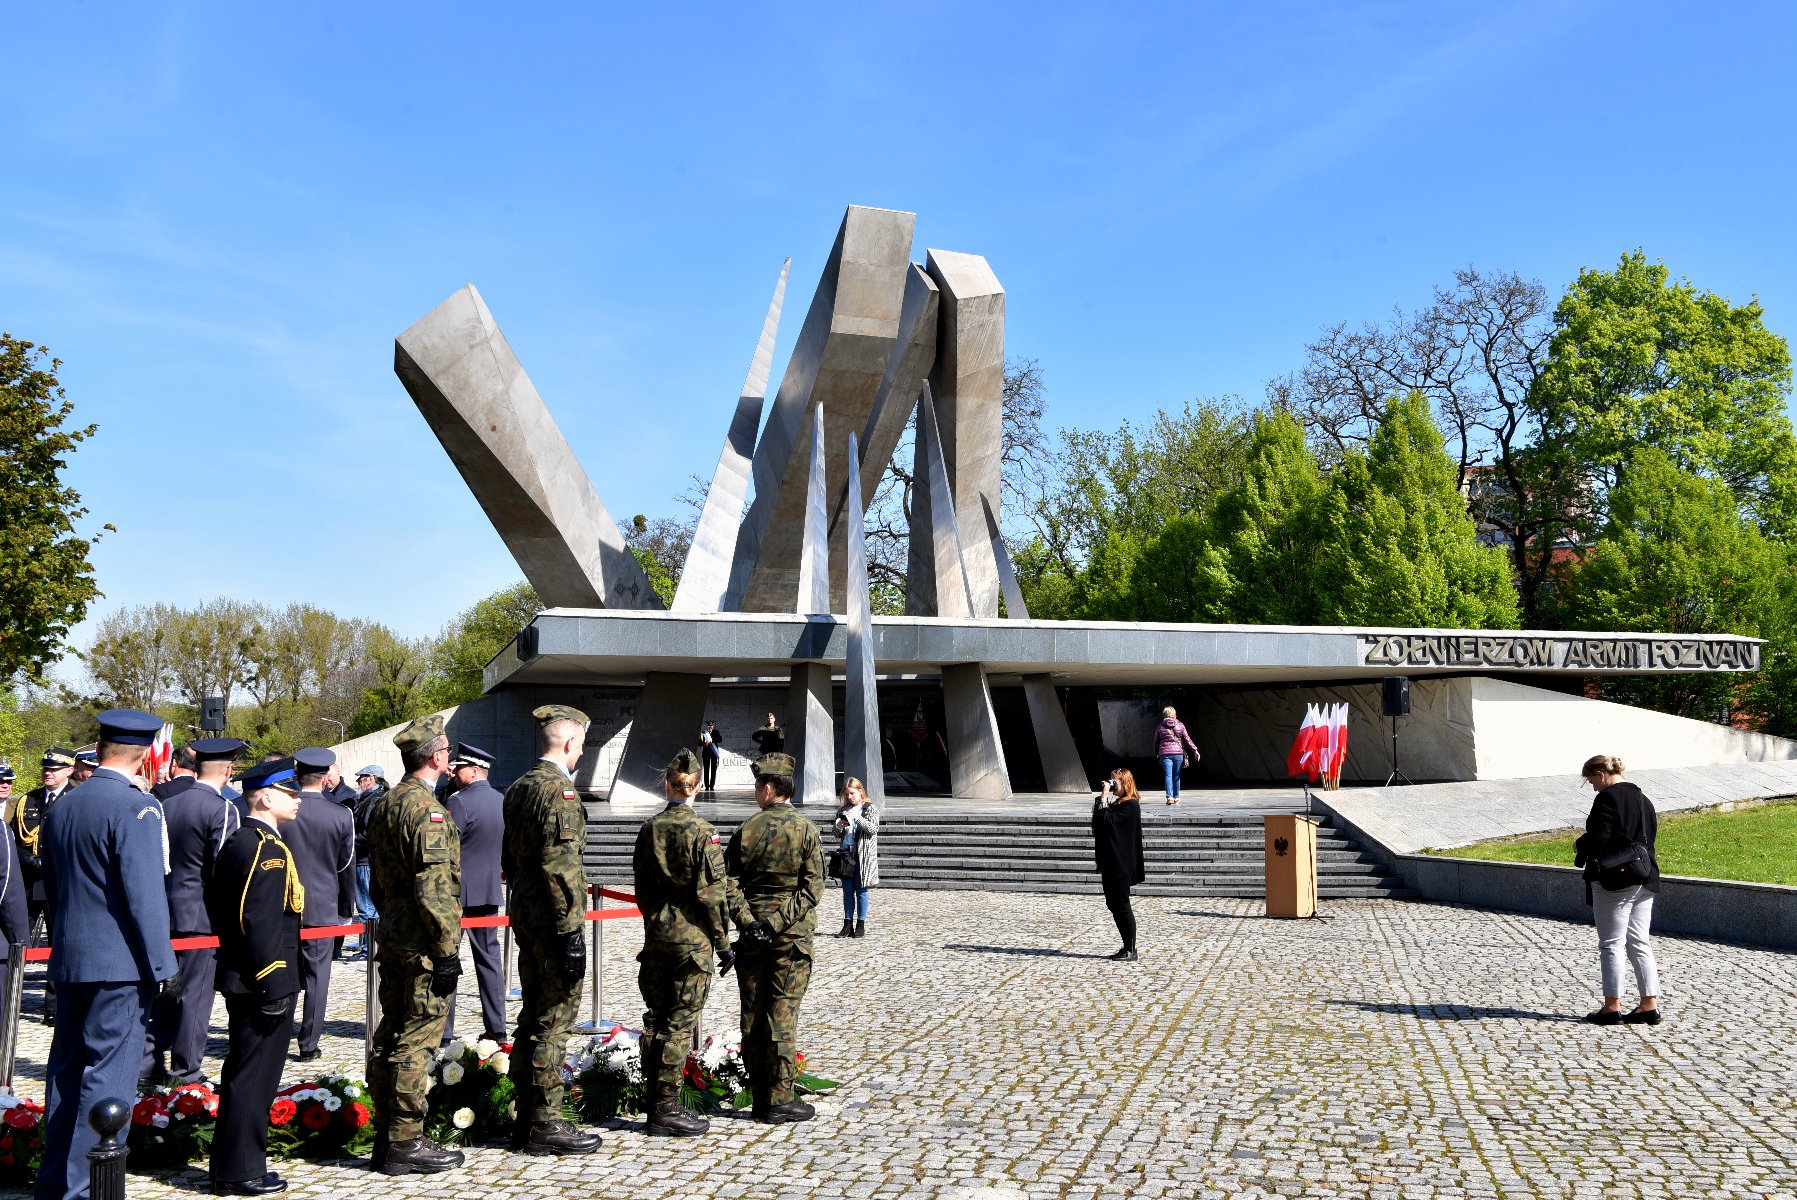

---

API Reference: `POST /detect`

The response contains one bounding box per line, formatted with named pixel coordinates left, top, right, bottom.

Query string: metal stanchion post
left=86, top=1099, right=129, bottom=1200
left=363, top=917, right=380, bottom=1077
left=588, top=884, right=603, bottom=1029
left=0, top=955, right=23, bottom=1090
left=502, top=884, right=514, bottom=1003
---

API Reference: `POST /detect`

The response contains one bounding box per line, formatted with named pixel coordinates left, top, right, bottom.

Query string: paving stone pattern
left=6, top=892, right=1794, bottom=1199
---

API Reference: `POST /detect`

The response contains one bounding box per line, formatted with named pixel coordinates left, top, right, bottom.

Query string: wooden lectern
left=1264, top=814, right=1319, bottom=919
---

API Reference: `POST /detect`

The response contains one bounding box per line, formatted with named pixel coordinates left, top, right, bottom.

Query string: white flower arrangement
left=443, top=1038, right=468, bottom=1061
left=474, top=1038, right=500, bottom=1059
left=321, top=1094, right=342, bottom=1112
left=452, top=1107, right=476, bottom=1130
left=441, top=1061, right=465, bottom=1086
left=489, top=1051, right=509, bottom=1074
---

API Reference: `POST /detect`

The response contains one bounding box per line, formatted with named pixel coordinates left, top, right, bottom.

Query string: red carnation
left=3, top=1110, right=34, bottom=1130
left=172, top=1092, right=206, bottom=1117
left=346, top=1103, right=371, bottom=1128
left=268, top=1098, right=296, bottom=1127
left=131, top=1099, right=161, bottom=1127
left=300, top=1106, right=331, bottom=1130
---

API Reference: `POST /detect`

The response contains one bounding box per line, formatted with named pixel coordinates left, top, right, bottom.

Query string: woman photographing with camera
left=1572, top=754, right=1662, bottom=1026
left=1092, top=768, right=1146, bottom=961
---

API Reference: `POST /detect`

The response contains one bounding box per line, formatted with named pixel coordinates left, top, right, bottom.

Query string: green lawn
left=1432, top=798, right=1797, bottom=886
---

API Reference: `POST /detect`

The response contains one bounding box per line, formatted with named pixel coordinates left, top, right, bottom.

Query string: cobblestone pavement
left=6, top=892, right=1795, bottom=1199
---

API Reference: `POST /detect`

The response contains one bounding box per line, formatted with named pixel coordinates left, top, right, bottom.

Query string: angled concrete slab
left=906, top=383, right=976, bottom=618
left=394, top=284, right=659, bottom=610
left=726, top=206, right=915, bottom=613
left=925, top=250, right=1006, bottom=618
left=796, top=403, right=830, bottom=616
left=942, top=661, right=1011, bottom=800
left=784, top=662, right=836, bottom=806
left=607, top=671, right=711, bottom=805
left=843, top=432, right=884, bottom=807
left=672, top=258, right=789, bottom=613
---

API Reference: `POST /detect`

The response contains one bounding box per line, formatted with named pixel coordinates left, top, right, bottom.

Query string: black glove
left=559, top=930, right=586, bottom=984
left=716, top=948, right=736, bottom=977
left=157, top=973, right=181, bottom=1001
left=743, top=920, right=774, bottom=944
left=256, top=996, right=289, bottom=1034
left=429, top=955, right=462, bottom=997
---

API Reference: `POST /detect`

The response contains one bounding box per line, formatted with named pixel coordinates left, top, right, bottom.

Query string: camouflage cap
left=666, top=747, right=702, bottom=777
left=392, top=713, right=447, bottom=753
left=531, top=704, right=589, bottom=727
left=751, top=751, right=796, bottom=779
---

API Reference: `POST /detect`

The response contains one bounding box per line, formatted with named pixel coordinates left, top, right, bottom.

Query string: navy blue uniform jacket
left=41, top=767, right=177, bottom=984
left=446, top=779, right=505, bottom=908
left=163, top=781, right=240, bottom=933
left=206, top=820, right=303, bottom=1000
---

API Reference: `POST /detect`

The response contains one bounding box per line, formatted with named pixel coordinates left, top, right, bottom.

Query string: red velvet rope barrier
left=17, top=890, right=643, bottom=962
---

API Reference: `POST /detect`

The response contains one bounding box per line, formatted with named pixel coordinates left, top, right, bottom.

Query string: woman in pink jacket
left=1155, top=707, right=1200, bottom=804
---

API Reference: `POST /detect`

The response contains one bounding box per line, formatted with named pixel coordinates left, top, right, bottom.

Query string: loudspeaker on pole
left=1380, top=676, right=1410, bottom=717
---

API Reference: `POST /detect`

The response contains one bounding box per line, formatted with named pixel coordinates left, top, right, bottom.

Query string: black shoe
left=835, top=920, right=855, bottom=938
left=1622, top=1008, right=1663, bottom=1026
left=294, top=1049, right=323, bottom=1063
left=1585, top=1008, right=1623, bottom=1026
left=380, top=1136, right=464, bottom=1175
left=516, top=1119, right=602, bottom=1155
left=212, top=1173, right=287, bottom=1195
left=752, top=1099, right=816, bottom=1124
left=1108, top=947, right=1138, bottom=962
left=645, top=1082, right=709, bottom=1137
left=853, top=920, right=866, bottom=938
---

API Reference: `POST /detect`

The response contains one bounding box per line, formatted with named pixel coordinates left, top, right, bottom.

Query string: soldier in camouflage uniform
left=632, top=748, right=738, bottom=1137
left=501, top=704, right=603, bottom=1156
left=364, top=715, right=466, bottom=1176
left=725, top=752, right=826, bottom=1124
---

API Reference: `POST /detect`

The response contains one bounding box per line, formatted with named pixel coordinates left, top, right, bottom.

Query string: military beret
left=74, top=750, right=99, bottom=767
left=293, top=746, right=337, bottom=771
left=450, top=742, right=494, bottom=770
left=751, top=752, right=796, bottom=779
left=42, top=747, right=77, bottom=769
left=666, top=748, right=702, bottom=777
left=532, top=704, right=589, bottom=727
left=392, top=714, right=447, bottom=753
left=0, top=763, right=13, bottom=783
left=189, top=737, right=248, bottom=762
left=96, top=708, right=164, bottom=745
left=240, top=756, right=300, bottom=794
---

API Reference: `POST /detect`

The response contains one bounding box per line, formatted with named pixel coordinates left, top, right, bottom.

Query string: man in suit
left=284, top=747, right=355, bottom=1064
left=443, top=743, right=506, bottom=1043
left=205, top=757, right=305, bottom=1196
left=322, top=760, right=358, bottom=808
left=151, top=744, right=199, bottom=801
left=147, top=737, right=245, bottom=1086
left=35, top=709, right=179, bottom=1200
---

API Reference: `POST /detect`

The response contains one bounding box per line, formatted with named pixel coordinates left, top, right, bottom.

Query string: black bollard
left=86, top=1097, right=130, bottom=1200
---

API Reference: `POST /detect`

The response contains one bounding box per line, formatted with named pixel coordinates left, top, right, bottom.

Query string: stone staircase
left=583, top=809, right=1410, bottom=900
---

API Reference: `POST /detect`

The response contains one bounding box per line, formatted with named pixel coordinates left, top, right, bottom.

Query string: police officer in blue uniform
left=285, top=747, right=354, bottom=1063
left=148, top=737, right=246, bottom=1086
left=206, top=757, right=305, bottom=1196
left=443, top=743, right=507, bottom=1042
left=35, top=709, right=179, bottom=1200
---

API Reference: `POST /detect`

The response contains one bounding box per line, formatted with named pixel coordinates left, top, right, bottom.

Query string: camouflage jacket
left=632, top=802, right=730, bottom=955
left=724, top=801, right=824, bottom=939
left=502, top=759, right=587, bottom=937
left=365, top=775, right=462, bottom=959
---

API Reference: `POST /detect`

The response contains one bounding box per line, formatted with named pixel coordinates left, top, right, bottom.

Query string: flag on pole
left=146, top=723, right=174, bottom=784
left=1286, top=704, right=1323, bottom=781
left=1329, top=703, right=1350, bottom=784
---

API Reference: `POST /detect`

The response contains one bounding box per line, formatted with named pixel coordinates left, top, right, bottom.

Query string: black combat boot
left=752, top=1097, right=817, bottom=1124
left=835, top=920, right=855, bottom=938
left=518, top=1120, right=602, bottom=1155
left=645, top=1081, right=710, bottom=1137
left=853, top=920, right=866, bottom=938
left=380, top=1136, right=464, bottom=1175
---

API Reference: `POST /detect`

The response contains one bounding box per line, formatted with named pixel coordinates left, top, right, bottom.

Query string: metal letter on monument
left=783, top=404, right=836, bottom=806
left=393, top=285, right=659, bottom=610
left=984, top=496, right=1087, bottom=793
left=843, top=431, right=884, bottom=807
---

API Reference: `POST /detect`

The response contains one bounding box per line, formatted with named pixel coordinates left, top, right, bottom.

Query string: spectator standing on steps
left=1154, top=707, right=1200, bottom=804
left=443, top=743, right=507, bottom=1043
left=698, top=721, right=722, bottom=792
left=1092, top=767, right=1145, bottom=962
left=749, top=713, right=785, bottom=757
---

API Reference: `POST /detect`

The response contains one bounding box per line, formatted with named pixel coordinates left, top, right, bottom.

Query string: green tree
left=82, top=603, right=178, bottom=707
left=1315, top=393, right=1519, bottom=629
left=0, top=688, right=25, bottom=780
left=626, top=515, right=688, bottom=607
left=423, top=581, right=540, bottom=709
left=1551, top=448, right=1787, bottom=721
left=0, top=335, right=107, bottom=681
left=347, top=627, right=433, bottom=737
left=166, top=598, right=259, bottom=710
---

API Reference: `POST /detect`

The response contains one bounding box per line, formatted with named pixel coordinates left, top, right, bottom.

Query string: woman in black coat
left=1092, top=768, right=1146, bottom=962
left=1572, top=754, right=1662, bottom=1026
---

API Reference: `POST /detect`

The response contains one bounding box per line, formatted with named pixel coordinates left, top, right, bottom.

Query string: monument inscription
left=1359, top=632, right=1760, bottom=672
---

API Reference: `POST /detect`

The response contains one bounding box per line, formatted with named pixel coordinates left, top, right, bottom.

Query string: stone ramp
left=583, top=808, right=1411, bottom=899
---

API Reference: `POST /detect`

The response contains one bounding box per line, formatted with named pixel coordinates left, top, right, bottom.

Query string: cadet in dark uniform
left=443, top=743, right=506, bottom=1043
left=501, top=705, right=602, bottom=1156
left=365, top=716, right=465, bottom=1176
left=13, top=747, right=76, bottom=933
left=285, top=747, right=355, bottom=1063
left=36, top=710, right=179, bottom=1200
left=206, top=757, right=306, bottom=1195
left=633, top=748, right=736, bottom=1137
left=725, top=752, right=825, bottom=1124
left=149, top=737, right=245, bottom=1086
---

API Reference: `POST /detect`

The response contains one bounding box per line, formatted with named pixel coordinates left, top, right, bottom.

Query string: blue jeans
left=355, top=859, right=378, bottom=930
left=1161, top=754, right=1184, bottom=798
left=841, top=876, right=870, bottom=921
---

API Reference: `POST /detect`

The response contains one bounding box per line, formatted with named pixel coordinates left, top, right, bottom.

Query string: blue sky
left=4, top=1, right=1794, bottom=665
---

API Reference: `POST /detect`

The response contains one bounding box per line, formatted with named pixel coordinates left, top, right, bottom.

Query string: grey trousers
left=297, top=932, right=334, bottom=1052
left=149, top=942, right=216, bottom=1081
left=443, top=906, right=505, bottom=1040
left=1593, top=883, right=1660, bottom=999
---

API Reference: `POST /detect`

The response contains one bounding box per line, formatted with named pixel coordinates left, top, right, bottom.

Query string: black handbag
left=827, top=849, right=852, bottom=880
left=1597, top=839, right=1654, bottom=885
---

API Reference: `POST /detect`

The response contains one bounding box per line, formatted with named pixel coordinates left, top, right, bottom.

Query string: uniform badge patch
left=710, top=833, right=720, bottom=844
left=260, top=858, right=284, bottom=870
left=562, top=790, right=578, bottom=799
left=429, top=812, right=444, bottom=823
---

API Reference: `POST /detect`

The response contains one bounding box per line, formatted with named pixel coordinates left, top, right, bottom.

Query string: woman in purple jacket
left=1154, top=707, right=1201, bottom=804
